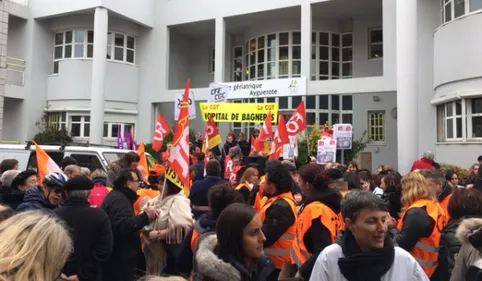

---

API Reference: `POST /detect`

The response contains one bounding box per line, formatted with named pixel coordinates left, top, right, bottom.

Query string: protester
left=192, top=153, right=205, bottom=182
left=189, top=159, right=224, bottom=219
left=55, top=176, right=113, bottom=281
left=1, top=170, right=37, bottom=209
left=379, top=172, right=402, bottom=221
left=463, top=164, right=479, bottom=188
left=101, top=168, right=159, bottom=281
left=235, top=167, right=259, bottom=203
left=193, top=203, right=274, bottom=281
left=16, top=172, right=68, bottom=211
left=309, top=190, right=428, bottom=281
left=422, top=169, right=452, bottom=220
left=291, top=164, right=342, bottom=281
left=88, top=169, right=111, bottom=208
left=0, top=204, right=14, bottom=222
left=411, top=151, right=436, bottom=171
left=346, top=161, right=358, bottom=173
left=80, top=167, right=92, bottom=178
left=64, top=165, right=82, bottom=179
left=0, top=170, right=20, bottom=189
left=258, top=160, right=297, bottom=281
left=0, top=210, right=72, bottom=281
left=0, top=159, right=18, bottom=175
left=60, top=156, right=78, bottom=170
left=450, top=217, right=482, bottom=281
left=178, top=182, right=244, bottom=276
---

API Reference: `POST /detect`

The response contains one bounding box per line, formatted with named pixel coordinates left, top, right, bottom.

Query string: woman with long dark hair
left=193, top=203, right=274, bottom=281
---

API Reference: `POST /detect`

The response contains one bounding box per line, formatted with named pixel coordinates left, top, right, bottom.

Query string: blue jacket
left=16, top=186, right=58, bottom=212
left=188, top=176, right=224, bottom=219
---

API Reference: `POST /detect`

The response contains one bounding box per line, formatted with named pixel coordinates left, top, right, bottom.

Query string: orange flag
left=136, top=142, right=149, bottom=183
left=255, top=112, right=273, bottom=152
left=32, top=140, right=63, bottom=182
left=202, top=114, right=222, bottom=151
left=166, top=79, right=191, bottom=196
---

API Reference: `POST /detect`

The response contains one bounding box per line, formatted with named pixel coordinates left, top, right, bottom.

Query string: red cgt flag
left=286, top=101, right=306, bottom=136
left=269, top=114, right=289, bottom=160
left=165, top=79, right=191, bottom=196
left=250, top=135, right=257, bottom=155
left=255, top=112, right=273, bottom=152
left=202, top=114, right=222, bottom=151
left=152, top=113, right=171, bottom=152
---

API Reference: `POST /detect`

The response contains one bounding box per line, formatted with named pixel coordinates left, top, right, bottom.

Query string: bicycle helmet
left=42, top=172, right=68, bottom=188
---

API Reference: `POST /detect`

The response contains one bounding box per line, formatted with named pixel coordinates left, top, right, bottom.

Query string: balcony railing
left=6, top=57, right=25, bottom=86
left=10, top=0, right=29, bottom=6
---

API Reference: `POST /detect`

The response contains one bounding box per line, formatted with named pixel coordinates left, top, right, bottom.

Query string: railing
left=9, top=0, right=29, bottom=6
left=6, top=57, right=25, bottom=86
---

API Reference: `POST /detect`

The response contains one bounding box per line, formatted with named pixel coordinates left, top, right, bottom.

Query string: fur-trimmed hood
left=456, top=218, right=482, bottom=247
left=195, top=235, right=242, bottom=281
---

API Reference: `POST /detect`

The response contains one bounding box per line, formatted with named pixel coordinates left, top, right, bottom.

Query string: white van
left=0, top=143, right=158, bottom=172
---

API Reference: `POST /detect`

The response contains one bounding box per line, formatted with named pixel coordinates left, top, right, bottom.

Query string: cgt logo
left=210, top=87, right=226, bottom=101
left=177, top=97, right=193, bottom=108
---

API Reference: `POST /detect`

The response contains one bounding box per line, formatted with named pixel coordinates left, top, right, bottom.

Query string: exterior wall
left=3, top=97, right=22, bottom=141
left=353, top=92, right=397, bottom=171
left=0, top=1, right=10, bottom=140
left=435, top=143, right=480, bottom=168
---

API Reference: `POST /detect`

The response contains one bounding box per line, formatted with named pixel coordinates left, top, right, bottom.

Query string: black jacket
left=298, top=188, right=342, bottom=281
left=395, top=206, right=435, bottom=251
left=0, top=187, right=25, bottom=210
left=381, top=189, right=402, bottom=221
left=101, top=188, right=150, bottom=281
left=238, top=140, right=250, bottom=157
left=193, top=161, right=205, bottom=182
left=55, top=197, right=113, bottom=281
left=178, top=214, right=217, bottom=275
left=262, top=192, right=296, bottom=248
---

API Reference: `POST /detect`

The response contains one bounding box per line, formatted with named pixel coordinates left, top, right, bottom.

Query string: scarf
left=337, top=229, right=394, bottom=281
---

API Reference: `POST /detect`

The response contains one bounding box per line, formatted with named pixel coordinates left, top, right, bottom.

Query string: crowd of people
left=1, top=132, right=482, bottom=281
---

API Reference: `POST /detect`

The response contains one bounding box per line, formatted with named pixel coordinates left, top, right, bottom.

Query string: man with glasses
left=17, top=172, right=68, bottom=211
left=101, top=168, right=159, bottom=281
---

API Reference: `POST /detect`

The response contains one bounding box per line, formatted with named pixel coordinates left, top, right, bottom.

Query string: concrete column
left=300, top=4, right=311, bottom=80
left=0, top=0, right=9, bottom=141
left=396, top=0, right=418, bottom=173
left=89, top=7, right=108, bottom=144
left=214, top=17, right=226, bottom=82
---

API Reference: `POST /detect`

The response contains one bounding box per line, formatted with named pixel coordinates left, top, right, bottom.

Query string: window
left=441, top=0, right=482, bottom=24
left=341, top=33, right=353, bottom=79
left=435, top=98, right=482, bottom=142
left=369, top=28, right=383, bottom=59
left=233, top=46, right=243, bottom=81
left=368, top=111, right=385, bottom=142
left=47, top=112, right=67, bottom=130
left=53, top=30, right=135, bottom=73
left=103, top=123, right=135, bottom=138
left=70, top=116, right=90, bottom=138
left=69, top=154, right=103, bottom=171
left=210, top=48, right=215, bottom=73
left=27, top=151, right=65, bottom=171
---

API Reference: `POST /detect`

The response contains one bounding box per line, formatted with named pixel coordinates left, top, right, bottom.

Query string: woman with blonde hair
left=395, top=172, right=447, bottom=279
left=235, top=167, right=259, bottom=203
left=0, top=210, right=72, bottom=281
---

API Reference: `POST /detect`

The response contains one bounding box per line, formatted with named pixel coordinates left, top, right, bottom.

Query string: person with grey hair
left=0, top=170, right=21, bottom=188
left=422, top=169, right=452, bottom=216
left=80, top=167, right=92, bottom=178
left=411, top=150, right=437, bottom=172
left=310, top=190, right=428, bottom=281
left=54, top=176, right=113, bottom=281
left=64, top=165, right=82, bottom=179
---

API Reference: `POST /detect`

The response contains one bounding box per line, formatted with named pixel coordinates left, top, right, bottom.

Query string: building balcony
left=6, top=57, right=25, bottom=86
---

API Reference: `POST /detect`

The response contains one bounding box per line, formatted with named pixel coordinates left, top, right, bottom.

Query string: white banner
left=317, top=138, right=337, bottom=165
left=282, top=136, right=298, bottom=160
left=208, top=83, right=229, bottom=102
left=174, top=91, right=196, bottom=120
left=334, top=124, right=353, bottom=150
left=213, top=77, right=306, bottom=100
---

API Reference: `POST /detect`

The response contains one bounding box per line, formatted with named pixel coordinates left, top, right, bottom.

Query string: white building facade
left=3, top=0, right=481, bottom=173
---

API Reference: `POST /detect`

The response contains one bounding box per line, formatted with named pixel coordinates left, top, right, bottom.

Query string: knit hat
left=10, top=170, right=37, bottom=189
left=63, top=176, right=94, bottom=191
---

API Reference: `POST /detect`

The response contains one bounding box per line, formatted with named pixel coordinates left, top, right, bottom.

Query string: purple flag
left=116, top=125, right=123, bottom=149
left=126, top=127, right=134, bottom=150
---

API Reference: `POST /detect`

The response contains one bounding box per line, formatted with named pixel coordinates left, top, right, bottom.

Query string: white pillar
left=396, top=0, right=418, bottom=173
left=89, top=7, right=108, bottom=144
left=300, top=4, right=311, bottom=80
left=214, top=17, right=226, bottom=83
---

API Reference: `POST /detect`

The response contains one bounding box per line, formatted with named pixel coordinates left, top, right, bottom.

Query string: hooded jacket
left=194, top=234, right=274, bottom=281
left=450, top=218, right=482, bottom=281
left=16, top=186, right=58, bottom=211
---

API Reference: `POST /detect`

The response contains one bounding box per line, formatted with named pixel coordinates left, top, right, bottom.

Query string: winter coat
left=439, top=218, right=468, bottom=281
left=194, top=234, right=274, bottom=281
left=189, top=176, right=225, bottom=219
left=450, top=218, right=482, bottom=281
left=394, top=206, right=435, bottom=252
left=193, top=161, right=205, bottom=182
left=55, top=197, right=113, bottom=281
left=381, top=190, right=402, bottom=221
left=0, top=187, right=25, bottom=210
left=101, top=188, right=150, bottom=281
left=410, top=158, right=435, bottom=171
left=309, top=244, right=429, bottom=281
left=238, top=140, right=250, bottom=157
left=16, top=186, right=58, bottom=211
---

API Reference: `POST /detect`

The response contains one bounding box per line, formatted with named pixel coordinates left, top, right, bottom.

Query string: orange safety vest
left=439, top=193, right=452, bottom=222
left=190, top=228, right=200, bottom=252
left=290, top=201, right=341, bottom=266
left=253, top=176, right=266, bottom=211
left=258, top=192, right=297, bottom=269
left=397, top=199, right=446, bottom=277
left=235, top=182, right=252, bottom=192
left=133, top=188, right=160, bottom=214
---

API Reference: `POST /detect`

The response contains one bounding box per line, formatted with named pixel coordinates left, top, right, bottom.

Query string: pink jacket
left=88, top=184, right=110, bottom=208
